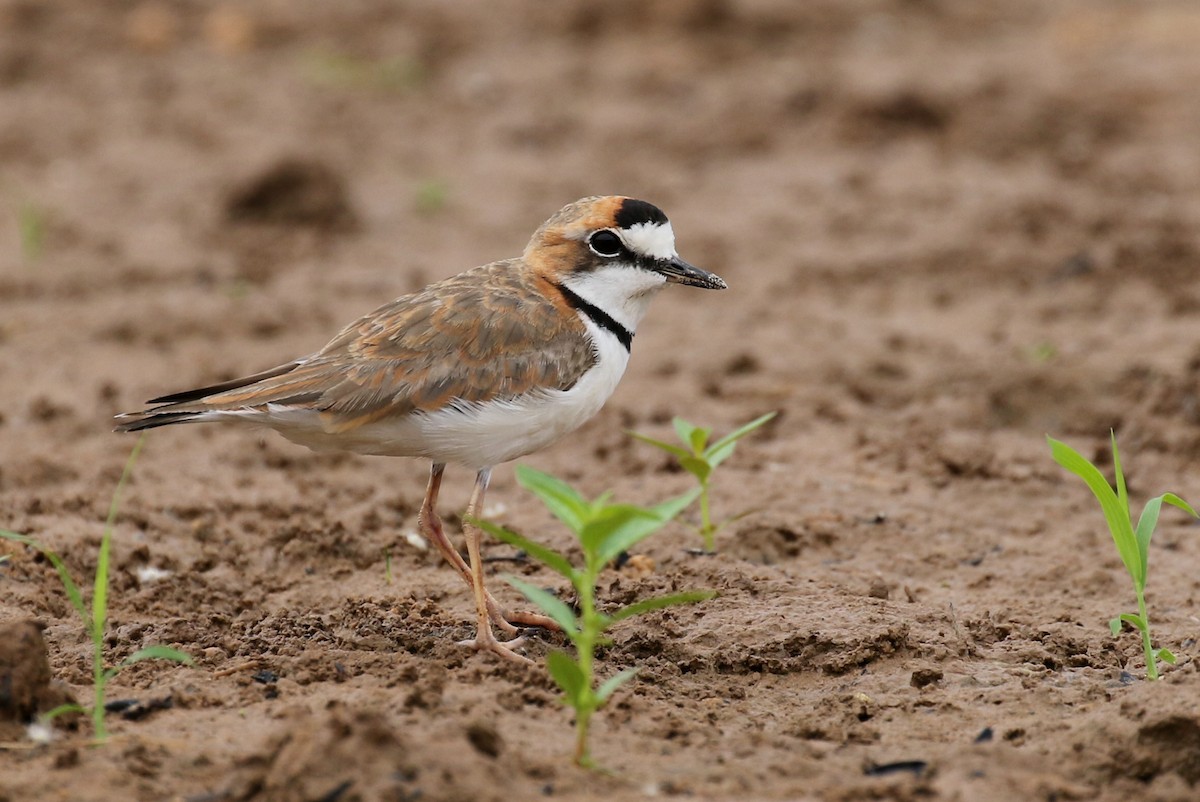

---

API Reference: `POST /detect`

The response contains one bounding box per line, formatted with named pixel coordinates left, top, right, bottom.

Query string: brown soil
left=4, top=1, right=1200, bottom=800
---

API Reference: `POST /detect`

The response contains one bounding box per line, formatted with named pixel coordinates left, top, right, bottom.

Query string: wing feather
left=116, top=260, right=597, bottom=434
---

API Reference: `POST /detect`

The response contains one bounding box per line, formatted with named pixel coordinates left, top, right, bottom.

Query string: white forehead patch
left=618, top=221, right=676, bottom=260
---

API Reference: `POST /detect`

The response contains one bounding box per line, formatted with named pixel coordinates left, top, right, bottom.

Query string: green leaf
left=1134, top=496, right=1165, bottom=582
left=609, top=590, right=717, bottom=624
left=1111, top=430, right=1129, bottom=525
left=596, top=668, right=638, bottom=703
left=469, top=517, right=576, bottom=580
left=627, top=432, right=691, bottom=461
left=0, top=532, right=90, bottom=633
left=672, top=418, right=699, bottom=451
left=1138, top=492, right=1200, bottom=575
left=718, top=507, right=761, bottom=530
left=120, top=645, right=194, bottom=667
left=1048, top=436, right=1142, bottom=586
left=593, top=489, right=702, bottom=565
left=1109, top=617, right=1122, bottom=636
left=678, top=454, right=713, bottom=484
left=706, top=411, right=778, bottom=456
left=505, top=576, right=579, bottom=636
left=1156, top=648, right=1177, bottom=665
left=515, top=466, right=588, bottom=534
left=1161, top=492, right=1200, bottom=518
left=546, top=650, right=586, bottom=705
left=93, top=436, right=146, bottom=648
left=705, top=440, right=737, bottom=470
left=1119, top=612, right=1146, bottom=633
left=688, top=425, right=710, bottom=455
left=94, top=532, right=111, bottom=652
left=39, top=703, right=84, bottom=722
left=582, top=505, right=662, bottom=560
left=647, top=487, right=703, bottom=524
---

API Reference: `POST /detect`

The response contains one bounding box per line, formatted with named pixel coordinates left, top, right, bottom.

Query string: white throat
left=561, top=264, right=667, bottom=334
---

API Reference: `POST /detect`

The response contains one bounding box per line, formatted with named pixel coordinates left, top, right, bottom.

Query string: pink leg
left=457, top=468, right=535, bottom=663
left=416, top=464, right=558, bottom=638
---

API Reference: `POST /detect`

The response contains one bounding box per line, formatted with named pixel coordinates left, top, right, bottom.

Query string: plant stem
left=1137, top=587, right=1158, bottom=681
left=90, top=436, right=146, bottom=742
left=699, top=481, right=714, bottom=552
left=574, top=575, right=598, bottom=767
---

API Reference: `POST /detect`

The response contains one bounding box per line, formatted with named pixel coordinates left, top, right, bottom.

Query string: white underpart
left=619, top=221, right=677, bottom=260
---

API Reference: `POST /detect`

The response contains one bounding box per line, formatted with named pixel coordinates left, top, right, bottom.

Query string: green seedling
left=299, top=48, right=425, bottom=92
left=1048, top=432, right=1198, bottom=680
left=18, top=201, right=46, bottom=262
left=472, top=466, right=714, bottom=768
left=0, top=437, right=192, bottom=741
left=630, top=411, right=777, bottom=552
left=413, top=180, right=449, bottom=215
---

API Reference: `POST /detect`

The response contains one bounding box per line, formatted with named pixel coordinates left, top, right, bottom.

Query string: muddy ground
left=4, top=1, right=1200, bottom=800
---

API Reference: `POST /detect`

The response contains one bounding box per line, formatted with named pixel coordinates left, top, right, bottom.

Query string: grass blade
left=609, top=590, right=716, bottom=624
left=1112, top=430, right=1129, bottom=525
left=1134, top=496, right=1164, bottom=580
left=94, top=437, right=147, bottom=645
left=120, top=646, right=194, bottom=667
left=1048, top=436, right=1142, bottom=585
left=0, top=532, right=90, bottom=629
left=1118, top=612, right=1146, bottom=632
left=505, top=576, right=579, bottom=636
left=1161, top=492, right=1199, bottom=518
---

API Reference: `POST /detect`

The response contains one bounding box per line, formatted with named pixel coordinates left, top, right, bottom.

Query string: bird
left=115, top=195, right=727, bottom=663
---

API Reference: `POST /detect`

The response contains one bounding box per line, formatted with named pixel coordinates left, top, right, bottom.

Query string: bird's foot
left=459, top=628, right=534, bottom=665
left=484, top=593, right=560, bottom=635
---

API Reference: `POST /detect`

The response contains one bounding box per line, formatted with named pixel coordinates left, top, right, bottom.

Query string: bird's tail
left=113, top=360, right=305, bottom=433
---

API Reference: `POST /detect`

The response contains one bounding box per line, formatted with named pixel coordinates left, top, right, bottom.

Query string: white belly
left=267, top=321, right=630, bottom=469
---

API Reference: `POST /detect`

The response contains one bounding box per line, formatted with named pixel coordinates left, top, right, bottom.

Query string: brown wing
left=119, top=260, right=597, bottom=433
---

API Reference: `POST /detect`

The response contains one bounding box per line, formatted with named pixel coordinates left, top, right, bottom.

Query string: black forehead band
left=614, top=199, right=668, bottom=229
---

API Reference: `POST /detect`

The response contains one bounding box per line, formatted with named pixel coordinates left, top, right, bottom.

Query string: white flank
left=620, top=221, right=676, bottom=260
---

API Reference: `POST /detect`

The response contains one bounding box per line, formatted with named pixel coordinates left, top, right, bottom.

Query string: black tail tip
left=113, top=411, right=200, bottom=433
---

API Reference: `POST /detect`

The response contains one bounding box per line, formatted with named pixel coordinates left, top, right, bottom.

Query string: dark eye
left=588, top=230, right=622, bottom=258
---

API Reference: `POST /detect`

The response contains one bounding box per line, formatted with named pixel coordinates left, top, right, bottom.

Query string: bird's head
left=524, top=196, right=727, bottom=297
